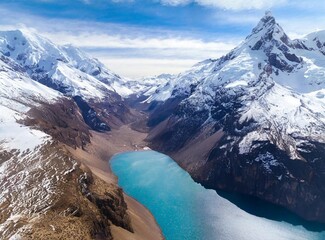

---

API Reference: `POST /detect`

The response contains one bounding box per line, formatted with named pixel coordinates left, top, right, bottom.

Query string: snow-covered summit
left=143, top=11, right=325, bottom=106
left=0, top=29, right=128, bottom=100
left=0, top=29, right=63, bottom=67
left=146, top=12, right=325, bottom=160
left=249, top=11, right=277, bottom=36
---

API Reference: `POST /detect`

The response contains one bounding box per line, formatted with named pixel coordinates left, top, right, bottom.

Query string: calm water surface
left=110, top=151, right=325, bottom=240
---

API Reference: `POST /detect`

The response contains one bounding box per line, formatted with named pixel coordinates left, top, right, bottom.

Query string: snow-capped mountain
left=144, top=11, right=325, bottom=103
left=146, top=12, right=325, bottom=222
left=0, top=53, right=61, bottom=153
left=0, top=29, right=130, bottom=100
left=126, top=74, right=174, bottom=98
left=0, top=29, right=140, bottom=239
left=0, top=29, right=138, bottom=132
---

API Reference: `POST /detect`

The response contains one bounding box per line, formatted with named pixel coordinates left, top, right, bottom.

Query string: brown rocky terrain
left=0, top=98, right=163, bottom=240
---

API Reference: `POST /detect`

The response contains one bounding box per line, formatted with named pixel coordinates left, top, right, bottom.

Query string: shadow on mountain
left=216, top=190, right=325, bottom=232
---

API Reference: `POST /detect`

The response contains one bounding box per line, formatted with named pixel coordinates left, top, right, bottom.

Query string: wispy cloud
left=1, top=1, right=325, bottom=77
left=95, top=57, right=199, bottom=78
left=77, top=0, right=325, bottom=13
left=160, top=0, right=191, bottom=6
left=42, top=26, right=237, bottom=77
left=45, top=32, right=236, bottom=53
left=79, top=0, right=286, bottom=10
left=0, top=6, right=239, bottom=77
left=161, top=0, right=287, bottom=10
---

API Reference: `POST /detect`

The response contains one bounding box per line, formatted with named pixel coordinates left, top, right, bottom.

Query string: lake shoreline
left=67, top=124, right=164, bottom=240
left=111, top=150, right=325, bottom=240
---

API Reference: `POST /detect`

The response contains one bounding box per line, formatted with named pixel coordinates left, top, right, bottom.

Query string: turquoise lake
left=110, top=150, right=325, bottom=240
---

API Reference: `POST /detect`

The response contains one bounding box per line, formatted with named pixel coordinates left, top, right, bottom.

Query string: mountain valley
left=1, top=11, right=325, bottom=239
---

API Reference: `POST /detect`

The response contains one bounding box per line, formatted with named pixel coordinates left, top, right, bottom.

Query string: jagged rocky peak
left=251, top=10, right=276, bottom=34
left=140, top=11, right=325, bottom=106
left=246, top=11, right=292, bottom=51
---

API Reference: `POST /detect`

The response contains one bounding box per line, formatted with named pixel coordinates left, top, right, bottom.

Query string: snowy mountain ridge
left=0, top=54, right=61, bottom=151
left=0, top=29, right=130, bottom=100
left=138, top=11, right=325, bottom=104
left=146, top=12, right=325, bottom=222
left=144, top=11, right=325, bottom=156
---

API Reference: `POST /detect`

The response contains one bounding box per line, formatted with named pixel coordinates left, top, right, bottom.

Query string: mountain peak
left=244, top=12, right=290, bottom=51
left=263, top=10, right=274, bottom=21
left=251, top=11, right=277, bottom=35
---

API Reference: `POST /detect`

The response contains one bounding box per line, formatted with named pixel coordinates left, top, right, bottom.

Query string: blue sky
left=1, top=0, right=325, bottom=77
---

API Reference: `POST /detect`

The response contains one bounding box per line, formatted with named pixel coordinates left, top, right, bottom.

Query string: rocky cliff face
left=0, top=142, right=133, bottom=240
left=145, top=12, right=325, bottom=223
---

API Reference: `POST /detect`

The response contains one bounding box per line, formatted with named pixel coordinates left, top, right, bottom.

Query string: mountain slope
left=0, top=30, right=163, bottom=239
left=146, top=12, right=325, bottom=223
left=0, top=29, right=136, bottom=132
left=0, top=29, right=124, bottom=99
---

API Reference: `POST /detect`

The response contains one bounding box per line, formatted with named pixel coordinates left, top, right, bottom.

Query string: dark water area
left=217, top=191, right=325, bottom=232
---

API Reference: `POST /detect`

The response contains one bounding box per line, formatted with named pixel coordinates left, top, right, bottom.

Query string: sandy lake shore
left=67, top=124, right=164, bottom=240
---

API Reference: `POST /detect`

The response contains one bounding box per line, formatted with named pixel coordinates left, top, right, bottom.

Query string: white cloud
left=211, top=11, right=261, bottom=25
left=43, top=31, right=236, bottom=77
left=160, top=0, right=287, bottom=10
left=44, top=31, right=236, bottom=52
left=111, top=0, right=135, bottom=3
left=0, top=6, right=239, bottom=77
left=199, top=0, right=287, bottom=10
left=96, top=57, right=199, bottom=77
left=277, top=16, right=325, bottom=40
left=160, top=0, right=191, bottom=6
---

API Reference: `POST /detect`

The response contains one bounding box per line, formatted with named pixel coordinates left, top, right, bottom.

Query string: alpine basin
left=110, top=151, right=325, bottom=240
